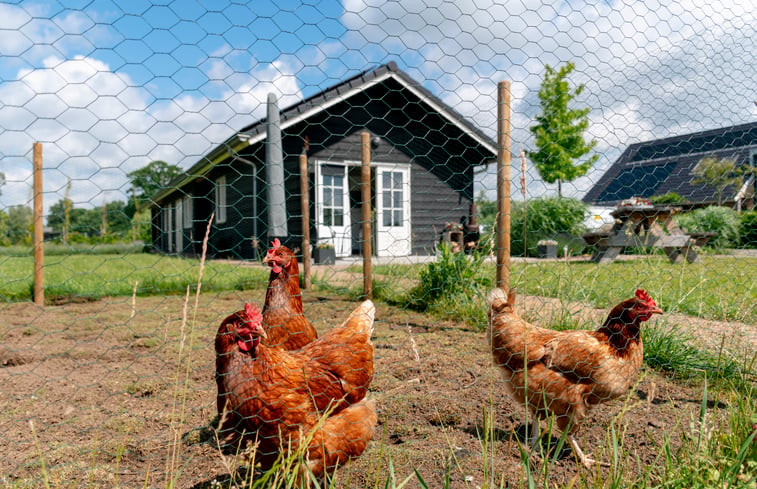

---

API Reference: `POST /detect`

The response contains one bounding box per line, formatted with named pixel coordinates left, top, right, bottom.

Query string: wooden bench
left=687, top=231, right=716, bottom=247
left=581, top=231, right=613, bottom=247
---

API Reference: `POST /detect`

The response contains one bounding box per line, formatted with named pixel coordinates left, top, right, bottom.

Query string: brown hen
left=488, top=287, right=662, bottom=468
left=215, top=300, right=377, bottom=480
left=261, top=238, right=318, bottom=350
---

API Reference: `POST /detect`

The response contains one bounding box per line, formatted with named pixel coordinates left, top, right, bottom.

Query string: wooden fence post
left=496, top=81, right=511, bottom=290
left=299, top=153, right=311, bottom=289
left=32, top=142, right=44, bottom=307
left=361, top=131, right=372, bottom=300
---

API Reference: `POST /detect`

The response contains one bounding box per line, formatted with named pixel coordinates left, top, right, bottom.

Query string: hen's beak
left=237, top=322, right=267, bottom=340
left=649, top=305, right=663, bottom=315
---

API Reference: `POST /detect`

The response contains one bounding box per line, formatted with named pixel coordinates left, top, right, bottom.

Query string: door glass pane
left=392, top=171, right=402, bottom=188
left=321, top=166, right=346, bottom=229
left=333, top=186, right=342, bottom=205
left=393, top=190, right=402, bottom=208
left=382, top=172, right=391, bottom=188
left=383, top=209, right=391, bottom=227
left=394, top=209, right=402, bottom=225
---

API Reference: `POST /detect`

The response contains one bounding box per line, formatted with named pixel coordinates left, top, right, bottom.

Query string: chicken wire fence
left=1, top=1, right=756, bottom=487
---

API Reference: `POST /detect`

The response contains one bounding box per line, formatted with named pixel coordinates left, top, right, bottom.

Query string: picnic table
left=582, top=205, right=715, bottom=264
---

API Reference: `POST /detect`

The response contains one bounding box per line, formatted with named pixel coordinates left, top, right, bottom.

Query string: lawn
left=0, top=253, right=268, bottom=303
left=0, top=251, right=754, bottom=488
left=357, top=255, right=757, bottom=324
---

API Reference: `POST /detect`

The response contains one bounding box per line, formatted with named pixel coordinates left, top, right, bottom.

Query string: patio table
left=582, top=205, right=714, bottom=264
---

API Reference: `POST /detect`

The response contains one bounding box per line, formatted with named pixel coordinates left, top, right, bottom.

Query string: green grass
left=0, top=253, right=267, bottom=303
left=0, top=242, right=146, bottom=256
left=512, top=256, right=757, bottom=324
left=368, top=253, right=756, bottom=386
left=8, top=249, right=755, bottom=488
left=371, top=255, right=756, bottom=325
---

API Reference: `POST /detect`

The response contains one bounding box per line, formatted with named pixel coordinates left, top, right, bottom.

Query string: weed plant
left=403, top=243, right=491, bottom=324
left=676, top=206, right=742, bottom=249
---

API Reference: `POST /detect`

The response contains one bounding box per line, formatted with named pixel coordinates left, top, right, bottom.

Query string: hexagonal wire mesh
left=0, top=1, right=755, bottom=487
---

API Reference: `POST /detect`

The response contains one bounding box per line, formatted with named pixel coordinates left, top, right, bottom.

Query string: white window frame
left=174, top=201, right=183, bottom=253
left=375, top=164, right=411, bottom=257
left=380, top=169, right=406, bottom=227
left=182, top=196, right=193, bottom=229
left=215, top=176, right=227, bottom=224
left=166, top=203, right=174, bottom=252
left=321, top=172, right=346, bottom=227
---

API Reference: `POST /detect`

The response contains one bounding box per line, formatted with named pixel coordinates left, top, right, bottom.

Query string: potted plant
left=536, top=239, right=558, bottom=259
left=313, top=241, right=336, bottom=265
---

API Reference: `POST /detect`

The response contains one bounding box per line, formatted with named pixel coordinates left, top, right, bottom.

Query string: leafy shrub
left=739, top=211, right=757, bottom=249
left=676, top=206, right=741, bottom=249
left=404, top=243, right=490, bottom=325
left=650, top=192, right=687, bottom=205
left=509, top=197, right=587, bottom=257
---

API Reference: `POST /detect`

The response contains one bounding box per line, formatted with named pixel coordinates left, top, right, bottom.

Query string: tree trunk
left=557, top=179, right=562, bottom=197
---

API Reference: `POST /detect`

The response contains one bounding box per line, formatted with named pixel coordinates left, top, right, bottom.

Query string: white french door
left=376, top=165, right=411, bottom=257
left=315, top=163, right=351, bottom=257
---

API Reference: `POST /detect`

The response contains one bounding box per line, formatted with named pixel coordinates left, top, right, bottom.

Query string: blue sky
left=1, top=0, right=755, bottom=211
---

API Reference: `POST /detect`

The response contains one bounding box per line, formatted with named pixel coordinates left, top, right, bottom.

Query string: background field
left=0, top=253, right=754, bottom=488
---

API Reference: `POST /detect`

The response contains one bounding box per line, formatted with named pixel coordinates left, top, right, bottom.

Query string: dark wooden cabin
left=151, top=62, right=496, bottom=259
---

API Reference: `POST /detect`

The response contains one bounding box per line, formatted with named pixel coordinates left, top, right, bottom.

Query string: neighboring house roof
left=154, top=61, right=497, bottom=203
left=583, top=121, right=757, bottom=206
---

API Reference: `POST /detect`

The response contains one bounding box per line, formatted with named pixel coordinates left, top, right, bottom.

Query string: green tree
left=70, top=208, right=101, bottom=237
left=691, top=156, right=743, bottom=205
left=6, top=205, right=32, bottom=244
left=128, top=160, right=182, bottom=206
left=0, top=171, right=5, bottom=195
left=103, top=200, right=131, bottom=236
left=127, top=161, right=181, bottom=243
left=528, top=62, right=598, bottom=197
left=0, top=209, right=8, bottom=245
left=474, top=190, right=497, bottom=229
left=48, top=198, right=74, bottom=234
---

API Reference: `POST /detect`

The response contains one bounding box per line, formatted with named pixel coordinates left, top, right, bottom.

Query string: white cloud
left=341, top=0, right=756, bottom=198
left=1, top=0, right=754, bottom=213
left=0, top=53, right=304, bottom=213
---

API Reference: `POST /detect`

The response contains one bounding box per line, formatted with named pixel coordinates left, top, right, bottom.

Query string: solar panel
left=596, top=162, right=678, bottom=202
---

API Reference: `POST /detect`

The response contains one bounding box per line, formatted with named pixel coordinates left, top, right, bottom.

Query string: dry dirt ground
left=0, top=287, right=746, bottom=488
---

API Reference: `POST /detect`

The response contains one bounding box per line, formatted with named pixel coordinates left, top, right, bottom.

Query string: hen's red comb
left=270, top=238, right=281, bottom=250
left=635, top=289, right=657, bottom=306
left=243, top=302, right=262, bottom=323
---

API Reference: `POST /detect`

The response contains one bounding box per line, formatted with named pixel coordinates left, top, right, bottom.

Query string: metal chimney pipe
left=266, top=92, right=288, bottom=238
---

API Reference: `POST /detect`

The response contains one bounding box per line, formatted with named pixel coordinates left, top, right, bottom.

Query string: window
left=182, top=196, right=193, bottom=229
left=166, top=204, right=174, bottom=251
left=215, top=176, right=227, bottom=224
left=322, top=173, right=344, bottom=226
left=382, top=171, right=404, bottom=227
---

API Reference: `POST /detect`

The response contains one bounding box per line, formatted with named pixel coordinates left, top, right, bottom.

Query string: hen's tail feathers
left=305, top=398, right=378, bottom=477
left=340, top=300, right=375, bottom=337
left=487, top=287, right=516, bottom=313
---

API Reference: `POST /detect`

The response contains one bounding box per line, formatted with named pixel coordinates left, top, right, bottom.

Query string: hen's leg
left=528, top=419, right=541, bottom=450
left=568, top=435, right=609, bottom=469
